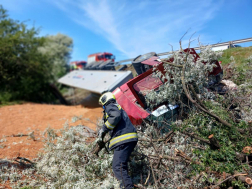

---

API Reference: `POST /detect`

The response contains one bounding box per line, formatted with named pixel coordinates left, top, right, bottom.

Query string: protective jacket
left=102, top=102, right=138, bottom=150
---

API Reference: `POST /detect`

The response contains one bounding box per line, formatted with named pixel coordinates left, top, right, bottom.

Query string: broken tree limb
left=144, top=170, right=151, bottom=185
left=189, top=84, right=208, bottom=110
left=180, top=131, right=251, bottom=162
left=165, top=133, right=174, bottom=144
left=175, top=148, right=201, bottom=165
left=235, top=152, right=252, bottom=162
left=208, top=134, right=221, bottom=150
left=5, top=131, right=36, bottom=141
left=139, top=130, right=174, bottom=142
left=234, top=171, right=252, bottom=185
left=175, top=148, right=191, bottom=161
left=180, top=131, right=210, bottom=145
left=150, top=161, right=158, bottom=189
left=148, top=154, right=180, bottom=161
left=181, top=131, right=250, bottom=162
left=91, top=138, right=110, bottom=157
left=16, top=156, right=35, bottom=165
left=14, top=156, right=35, bottom=167
left=211, top=173, right=248, bottom=189
left=10, top=134, right=29, bottom=137
left=180, top=64, right=246, bottom=134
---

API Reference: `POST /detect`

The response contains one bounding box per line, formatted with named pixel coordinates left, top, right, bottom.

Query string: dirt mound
left=0, top=103, right=103, bottom=159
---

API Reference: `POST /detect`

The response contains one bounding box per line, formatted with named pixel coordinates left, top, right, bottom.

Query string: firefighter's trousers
left=112, top=141, right=137, bottom=189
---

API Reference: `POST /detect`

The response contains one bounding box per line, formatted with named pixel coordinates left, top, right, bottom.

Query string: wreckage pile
left=1, top=45, right=252, bottom=189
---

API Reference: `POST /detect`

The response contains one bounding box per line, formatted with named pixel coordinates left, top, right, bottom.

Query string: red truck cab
left=87, top=52, right=115, bottom=65
left=86, top=52, right=116, bottom=70
left=112, top=48, right=223, bottom=126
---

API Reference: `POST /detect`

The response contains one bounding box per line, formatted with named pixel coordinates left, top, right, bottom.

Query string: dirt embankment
left=0, top=103, right=103, bottom=159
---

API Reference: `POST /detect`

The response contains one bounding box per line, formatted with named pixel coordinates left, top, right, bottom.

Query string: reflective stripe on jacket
left=109, top=132, right=138, bottom=149
left=102, top=102, right=138, bottom=150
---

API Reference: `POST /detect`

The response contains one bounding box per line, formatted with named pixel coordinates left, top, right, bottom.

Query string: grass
left=219, top=46, right=252, bottom=67
left=218, top=46, right=252, bottom=85
left=0, top=91, right=26, bottom=107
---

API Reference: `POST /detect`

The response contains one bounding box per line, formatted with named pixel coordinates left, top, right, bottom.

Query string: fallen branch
left=175, top=148, right=201, bottom=165
left=234, top=171, right=252, bottom=185
left=91, top=138, right=110, bottom=157
left=5, top=131, right=35, bottom=141
left=14, top=156, right=35, bottom=168
left=180, top=131, right=210, bottom=145
left=148, top=154, right=180, bottom=161
left=211, top=173, right=249, bottom=189
left=150, top=161, right=159, bottom=189
left=144, top=170, right=151, bottom=185
left=189, top=84, right=208, bottom=110
left=181, top=66, right=246, bottom=134
left=139, top=130, right=174, bottom=142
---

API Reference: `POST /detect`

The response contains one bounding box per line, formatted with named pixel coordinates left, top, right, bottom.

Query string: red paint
left=113, top=48, right=223, bottom=125
left=87, top=52, right=115, bottom=62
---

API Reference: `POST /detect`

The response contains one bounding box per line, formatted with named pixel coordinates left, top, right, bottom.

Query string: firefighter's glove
left=98, top=128, right=106, bottom=142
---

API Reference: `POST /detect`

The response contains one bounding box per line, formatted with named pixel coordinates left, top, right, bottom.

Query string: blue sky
left=1, top=0, right=252, bottom=63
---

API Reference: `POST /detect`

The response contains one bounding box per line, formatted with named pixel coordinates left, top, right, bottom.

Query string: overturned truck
left=111, top=48, right=223, bottom=126
left=58, top=48, right=223, bottom=124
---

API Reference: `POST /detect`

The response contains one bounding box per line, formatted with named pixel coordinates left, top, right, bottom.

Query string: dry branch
left=211, top=172, right=250, bottom=189
left=139, top=130, right=174, bottom=142
left=150, top=161, right=158, bottom=189
left=188, top=84, right=208, bottom=110
left=234, top=171, right=252, bottom=185
left=175, top=148, right=201, bottom=165
left=180, top=65, right=246, bottom=134
left=180, top=131, right=210, bottom=145
left=91, top=138, right=110, bottom=157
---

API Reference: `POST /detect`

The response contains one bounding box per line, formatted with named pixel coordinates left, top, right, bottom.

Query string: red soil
left=0, top=103, right=103, bottom=160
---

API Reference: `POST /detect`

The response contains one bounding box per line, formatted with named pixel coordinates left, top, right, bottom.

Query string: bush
left=0, top=5, right=73, bottom=104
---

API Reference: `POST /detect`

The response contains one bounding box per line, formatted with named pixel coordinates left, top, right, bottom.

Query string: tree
left=38, top=33, right=73, bottom=82
left=0, top=5, right=54, bottom=103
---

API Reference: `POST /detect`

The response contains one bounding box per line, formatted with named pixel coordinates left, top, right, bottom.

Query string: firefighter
left=98, top=92, right=138, bottom=189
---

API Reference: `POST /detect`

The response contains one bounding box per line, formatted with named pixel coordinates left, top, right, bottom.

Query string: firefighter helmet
left=99, top=92, right=116, bottom=106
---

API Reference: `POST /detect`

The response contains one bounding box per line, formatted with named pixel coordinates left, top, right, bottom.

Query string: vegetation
left=38, top=33, right=73, bottom=82
left=0, top=43, right=251, bottom=188
left=0, top=5, right=73, bottom=105
left=219, top=46, right=252, bottom=85
left=0, top=4, right=252, bottom=187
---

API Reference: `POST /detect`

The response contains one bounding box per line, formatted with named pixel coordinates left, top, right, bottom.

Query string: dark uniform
left=101, top=101, right=138, bottom=189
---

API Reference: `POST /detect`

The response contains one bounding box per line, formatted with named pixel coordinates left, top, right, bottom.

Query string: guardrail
left=115, top=37, right=252, bottom=66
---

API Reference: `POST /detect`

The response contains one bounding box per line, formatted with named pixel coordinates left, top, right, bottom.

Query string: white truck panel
left=87, top=56, right=96, bottom=65
left=212, top=45, right=228, bottom=51
left=58, top=70, right=133, bottom=94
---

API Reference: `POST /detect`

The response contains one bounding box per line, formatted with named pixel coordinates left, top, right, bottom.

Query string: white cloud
left=51, top=0, right=224, bottom=59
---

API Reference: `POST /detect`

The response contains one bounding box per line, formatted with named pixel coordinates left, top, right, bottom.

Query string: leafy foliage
left=0, top=5, right=52, bottom=103
left=38, top=33, right=73, bottom=82
left=145, top=46, right=222, bottom=109
left=0, top=5, right=73, bottom=104
left=219, top=46, right=252, bottom=85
